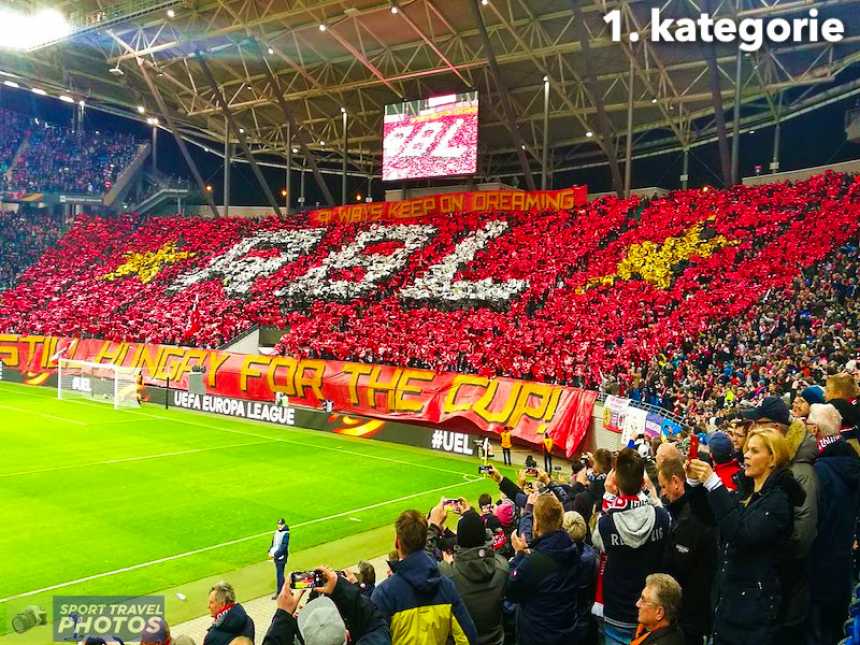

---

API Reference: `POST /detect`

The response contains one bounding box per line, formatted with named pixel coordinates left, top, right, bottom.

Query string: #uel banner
left=307, top=186, right=588, bottom=226
left=0, top=334, right=597, bottom=455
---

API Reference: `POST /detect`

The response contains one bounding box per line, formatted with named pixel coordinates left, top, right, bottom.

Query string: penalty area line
left=0, top=478, right=483, bottom=604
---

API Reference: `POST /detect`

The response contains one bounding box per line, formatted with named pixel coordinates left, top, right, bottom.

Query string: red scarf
left=214, top=603, right=235, bottom=622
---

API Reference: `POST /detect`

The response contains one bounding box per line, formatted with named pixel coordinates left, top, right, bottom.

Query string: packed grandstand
left=2, top=1, right=860, bottom=644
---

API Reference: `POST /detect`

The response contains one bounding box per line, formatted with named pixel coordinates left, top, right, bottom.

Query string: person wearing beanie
left=809, top=403, right=860, bottom=645
left=708, top=432, right=740, bottom=491
left=791, top=386, right=826, bottom=420
left=439, top=509, right=509, bottom=645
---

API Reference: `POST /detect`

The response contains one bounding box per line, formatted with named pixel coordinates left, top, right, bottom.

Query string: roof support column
left=136, top=57, right=219, bottom=218
left=195, top=50, right=282, bottom=217
left=468, top=0, right=536, bottom=191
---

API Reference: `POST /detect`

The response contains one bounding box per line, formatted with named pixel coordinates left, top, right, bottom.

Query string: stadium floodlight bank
left=57, top=359, right=141, bottom=409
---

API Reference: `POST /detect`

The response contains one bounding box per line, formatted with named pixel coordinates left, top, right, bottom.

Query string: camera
left=478, top=465, right=494, bottom=475
left=11, top=605, right=46, bottom=634
left=290, top=570, right=326, bottom=589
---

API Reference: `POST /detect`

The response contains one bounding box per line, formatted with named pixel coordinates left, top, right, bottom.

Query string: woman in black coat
left=687, top=427, right=805, bottom=645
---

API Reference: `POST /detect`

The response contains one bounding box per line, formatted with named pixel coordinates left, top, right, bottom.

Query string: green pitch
left=0, top=381, right=499, bottom=638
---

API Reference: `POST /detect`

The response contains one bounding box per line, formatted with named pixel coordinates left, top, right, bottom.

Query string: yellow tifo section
left=103, top=241, right=195, bottom=284
left=577, top=217, right=739, bottom=293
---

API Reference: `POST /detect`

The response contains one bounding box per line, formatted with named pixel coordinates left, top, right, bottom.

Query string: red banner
left=0, top=334, right=596, bottom=455
left=307, top=186, right=588, bottom=226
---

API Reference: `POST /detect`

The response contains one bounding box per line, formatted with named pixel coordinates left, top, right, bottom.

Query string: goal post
left=57, top=359, right=142, bottom=409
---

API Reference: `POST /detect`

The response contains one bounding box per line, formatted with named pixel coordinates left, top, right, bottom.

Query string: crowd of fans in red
left=0, top=107, right=140, bottom=195
left=1, top=171, right=858, bottom=408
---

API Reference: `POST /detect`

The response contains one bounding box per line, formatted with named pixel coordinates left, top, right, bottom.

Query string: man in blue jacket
left=268, top=518, right=290, bottom=598
left=372, top=509, right=477, bottom=644
left=506, top=493, right=593, bottom=645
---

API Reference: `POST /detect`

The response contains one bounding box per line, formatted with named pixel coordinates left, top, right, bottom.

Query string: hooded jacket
left=371, top=550, right=477, bottom=645
left=506, top=529, right=596, bottom=645
left=203, top=603, right=255, bottom=645
left=593, top=496, right=671, bottom=630
left=812, top=439, right=860, bottom=604
left=779, top=420, right=819, bottom=629
left=784, top=419, right=819, bottom=555
left=439, top=545, right=509, bottom=645
left=700, top=467, right=804, bottom=645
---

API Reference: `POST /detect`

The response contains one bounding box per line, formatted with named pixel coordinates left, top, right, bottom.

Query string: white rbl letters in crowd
left=430, top=429, right=474, bottom=455
left=168, top=229, right=326, bottom=297
left=168, top=221, right=529, bottom=310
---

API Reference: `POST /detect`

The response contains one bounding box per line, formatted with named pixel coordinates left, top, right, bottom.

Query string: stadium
left=0, top=0, right=859, bottom=644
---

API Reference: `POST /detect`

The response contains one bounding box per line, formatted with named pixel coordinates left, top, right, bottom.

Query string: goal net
left=57, top=359, right=142, bottom=409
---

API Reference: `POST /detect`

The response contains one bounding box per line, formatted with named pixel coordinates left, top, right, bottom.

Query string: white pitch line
left=0, top=401, right=88, bottom=426
left=0, top=439, right=276, bottom=479
left=0, top=478, right=482, bottom=604
left=1, top=383, right=478, bottom=480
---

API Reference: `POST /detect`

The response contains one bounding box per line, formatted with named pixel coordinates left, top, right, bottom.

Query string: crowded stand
left=1, top=171, right=857, bottom=388
left=0, top=210, right=63, bottom=291
left=0, top=108, right=140, bottom=195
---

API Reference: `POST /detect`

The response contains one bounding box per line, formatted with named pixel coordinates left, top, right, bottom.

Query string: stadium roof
left=2, top=0, right=860, bottom=184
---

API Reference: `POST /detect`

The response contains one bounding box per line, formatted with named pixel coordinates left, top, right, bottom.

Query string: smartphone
left=525, top=467, right=539, bottom=477
left=478, top=465, right=493, bottom=475
left=688, top=434, right=699, bottom=461
left=290, top=570, right=325, bottom=589
left=443, top=499, right=462, bottom=513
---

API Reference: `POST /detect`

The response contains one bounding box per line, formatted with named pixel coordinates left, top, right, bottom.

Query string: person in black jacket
left=203, top=581, right=255, bottom=645
left=808, top=404, right=860, bottom=645
left=262, top=567, right=390, bottom=645
left=686, top=428, right=805, bottom=645
left=657, top=457, right=718, bottom=645
left=506, top=493, right=592, bottom=645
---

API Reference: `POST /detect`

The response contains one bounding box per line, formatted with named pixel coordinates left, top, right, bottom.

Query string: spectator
left=727, top=420, right=750, bottom=469
left=631, top=574, right=685, bottom=645
left=687, top=428, right=805, bottom=645
left=593, top=448, right=671, bottom=645
left=741, top=398, right=818, bottom=644
left=261, top=567, right=389, bottom=645
left=809, top=403, right=860, bottom=645
left=477, top=494, right=502, bottom=533
left=438, top=509, right=509, bottom=645
left=203, top=582, right=254, bottom=645
left=354, top=560, right=376, bottom=598
left=825, top=373, right=860, bottom=449
left=657, top=457, right=718, bottom=645
left=563, top=511, right=599, bottom=642
left=506, top=493, right=591, bottom=645
left=791, top=385, right=826, bottom=420
left=371, top=509, right=477, bottom=644
left=139, top=617, right=171, bottom=645
left=590, top=449, right=613, bottom=502
left=708, top=432, right=740, bottom=490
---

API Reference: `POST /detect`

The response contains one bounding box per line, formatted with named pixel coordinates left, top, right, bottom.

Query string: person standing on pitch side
left=268, top=518, right=290, bottom=598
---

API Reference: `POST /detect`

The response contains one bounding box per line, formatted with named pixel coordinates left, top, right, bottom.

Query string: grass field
left=0, top=380, right=501, bottom=641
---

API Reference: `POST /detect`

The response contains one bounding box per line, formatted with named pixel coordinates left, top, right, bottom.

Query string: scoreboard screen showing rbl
left=382, top=92, right=478, bottom=181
